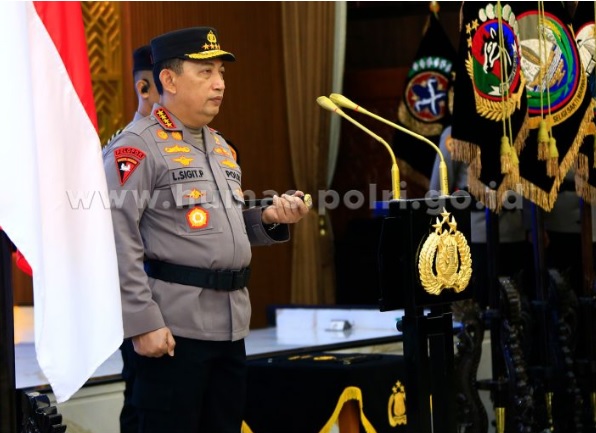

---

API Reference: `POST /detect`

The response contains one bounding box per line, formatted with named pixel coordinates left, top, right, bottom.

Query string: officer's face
left=172, top=59, right=226, bottom=128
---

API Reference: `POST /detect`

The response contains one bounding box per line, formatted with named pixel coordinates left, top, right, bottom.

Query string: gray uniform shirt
left=103, top=105, right=288, bottom=341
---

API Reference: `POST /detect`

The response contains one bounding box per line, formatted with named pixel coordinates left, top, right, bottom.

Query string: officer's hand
left=132, top=327, right=176, bottom=358
left=262, top=191, right=310, bottom=225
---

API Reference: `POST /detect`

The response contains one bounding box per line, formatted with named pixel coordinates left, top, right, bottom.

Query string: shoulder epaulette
left=153, top=107, right=180, bottom=130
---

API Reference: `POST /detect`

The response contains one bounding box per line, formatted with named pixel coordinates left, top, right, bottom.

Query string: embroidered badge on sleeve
left=114, top=147, right=146, bottom=185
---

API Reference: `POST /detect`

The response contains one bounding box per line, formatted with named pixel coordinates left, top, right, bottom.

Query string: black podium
left=244, top=352, right=406, bottom=433
left=378, top=196, right=473, bottom=433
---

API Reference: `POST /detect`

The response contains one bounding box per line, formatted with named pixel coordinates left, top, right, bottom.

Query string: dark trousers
left=120, top=339, right=138, bottom=433
left=121, top=336, right=247, bottom=433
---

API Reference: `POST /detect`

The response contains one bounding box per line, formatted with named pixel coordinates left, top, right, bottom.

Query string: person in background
left=109, top=43, right=162, bottom=433
left=130, top=44, right=161, bottom=121
left=429, top=125, right=527, bottom=309
left=104, top=44, right=160, bottom=153
left=103, top=27, right=309, bottom=433
left=525, top=170, right=596, bottom=293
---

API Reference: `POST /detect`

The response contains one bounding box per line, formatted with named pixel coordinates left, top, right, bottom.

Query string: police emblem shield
left=451, top=2, right=528, bottom=211
left=514, top=1, right=594, bottom=210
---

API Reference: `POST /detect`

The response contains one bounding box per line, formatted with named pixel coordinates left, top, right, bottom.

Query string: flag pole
left=0, top=229, right=17, bottom=433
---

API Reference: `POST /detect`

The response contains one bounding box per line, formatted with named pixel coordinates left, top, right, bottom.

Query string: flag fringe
left=577, top=153, right=589, bottom=180
left=575, top=172, right=596, bottom=205
left=555, top=99, right=595, bottom=184
left=451, top=138, right=480, bottom=178
left=467, top=152, right=519, bottom=213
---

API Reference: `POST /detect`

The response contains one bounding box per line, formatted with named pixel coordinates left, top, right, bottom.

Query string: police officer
left=113, top=44, right=162, bottom=433
left=103, top=27, right=309, bottom=433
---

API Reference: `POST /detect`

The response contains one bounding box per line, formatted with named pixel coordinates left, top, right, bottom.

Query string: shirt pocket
left=169, top=180, right=222, bottom=236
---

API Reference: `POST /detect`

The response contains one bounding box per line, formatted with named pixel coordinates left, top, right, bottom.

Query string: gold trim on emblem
left=418, top=208, right=472, bottom=295
left=388, top=381, right=407, bottom=426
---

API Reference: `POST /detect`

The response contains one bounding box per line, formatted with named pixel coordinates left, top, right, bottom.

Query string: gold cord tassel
left=500, top=135, right=512, bottom=174
left=546, top=136, right=558, bottom=177
left=509, top=145, right=520, bottom=184
left=537, top=119, right=549, bottom=160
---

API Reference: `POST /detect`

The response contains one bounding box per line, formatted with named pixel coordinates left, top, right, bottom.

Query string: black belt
left=144, top=260, right=250, bottom=291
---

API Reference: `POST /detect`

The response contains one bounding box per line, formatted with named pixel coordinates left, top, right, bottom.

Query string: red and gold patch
left=156, top=130, right=168, bottom=140
left=164, top=145, right=191, bottom=153
left=114, top=147, right=146, bottom=185
left=186, top=207, right=209, bottom=229
left=153, top=108, right=177, bottom=129
left=173, top=156, right=193, bottom=166
left=171, top=131, right=183, bottom=140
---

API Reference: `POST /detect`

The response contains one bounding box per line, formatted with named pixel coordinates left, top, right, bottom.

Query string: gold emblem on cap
left=173, top=156, right=194, bottom=166
left=418, top=208, right=472, bottom=295
left=205, top=30, right=219, bottom=50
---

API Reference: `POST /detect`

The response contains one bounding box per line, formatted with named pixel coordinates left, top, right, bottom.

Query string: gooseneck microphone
left=317, top=96, right=401, bottom=200
left=328, top=93, right=450, bottom=196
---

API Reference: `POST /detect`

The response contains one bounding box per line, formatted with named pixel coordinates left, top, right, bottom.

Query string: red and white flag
left=0, top=1, right=122, bottom=402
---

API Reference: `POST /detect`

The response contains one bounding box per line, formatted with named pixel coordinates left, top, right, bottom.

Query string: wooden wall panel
left=118, top=2, right=293, bottom=328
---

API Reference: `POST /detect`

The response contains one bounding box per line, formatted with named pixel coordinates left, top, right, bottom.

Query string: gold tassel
left=537, top=119, right=549, bottom=160
left=509, top=146, right=520, bottom=184
left=546, top=136, right=558, bottom=177
left=500, top=135, right=512, bottom=174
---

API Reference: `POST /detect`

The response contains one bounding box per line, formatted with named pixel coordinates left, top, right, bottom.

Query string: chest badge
left=114, top=147, right=146, bottom=185
left=213, top=146, right=231, bottom=157
left=164, top=145, right=191, bottom=153
left=173, top=156, right=194, bottom=166
left=184, top=189, right=203, bottom=200
left=186, top=207, right=209, bottom=229
left=221, top=159, right=238, bottom=169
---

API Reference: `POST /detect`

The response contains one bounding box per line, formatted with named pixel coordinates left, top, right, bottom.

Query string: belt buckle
left=214, top=269, right=233, bottom=290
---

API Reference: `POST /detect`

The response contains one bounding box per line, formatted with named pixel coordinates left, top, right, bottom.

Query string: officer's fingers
left=165, top=331, right=176, bottom=357
left=281, top=194, right=299, bottom=209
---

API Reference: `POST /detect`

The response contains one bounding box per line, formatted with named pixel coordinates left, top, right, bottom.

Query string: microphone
left=328, top=93, right=450, bottom=196
left=316, top=96, right=401, bottom=200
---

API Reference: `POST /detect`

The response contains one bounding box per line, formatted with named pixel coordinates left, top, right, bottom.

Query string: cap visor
left=186, top=50, right=236, bottom=62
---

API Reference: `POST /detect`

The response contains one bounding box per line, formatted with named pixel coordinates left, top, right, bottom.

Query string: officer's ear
left=159, top=69, right=177, bottom=94
left=136, top=79, right=150, bottom=96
